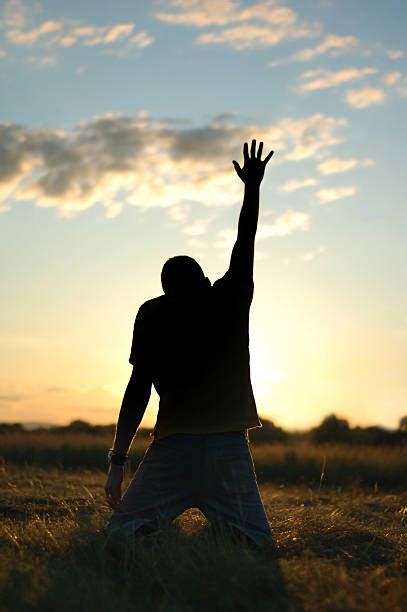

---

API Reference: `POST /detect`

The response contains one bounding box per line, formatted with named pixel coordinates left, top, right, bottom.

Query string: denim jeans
left=105, top=430, right=273, bottom=547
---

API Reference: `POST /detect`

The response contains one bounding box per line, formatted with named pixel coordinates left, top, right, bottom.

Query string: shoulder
left=212, top=270, right=254, bottom=299
left=133, top=295, right=166, bottom=327
left=138, top=295, right=165, bottom=314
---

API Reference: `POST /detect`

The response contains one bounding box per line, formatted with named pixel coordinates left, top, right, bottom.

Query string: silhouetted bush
left=399, top=416, right=407, bottom=432
left=249, top=419, right=288, bottom=444
left=310, top=414, right=351, bottom=444
left=351, top=426, right=406, bottom=446
left=0, top=423, right=23, bottom=432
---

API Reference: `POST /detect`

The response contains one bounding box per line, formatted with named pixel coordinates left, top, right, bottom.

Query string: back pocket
left=213, top=449, right=257, bottom=495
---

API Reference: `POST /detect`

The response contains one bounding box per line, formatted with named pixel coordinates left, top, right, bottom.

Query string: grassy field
left=0, top=430, right=406, bottom=489
left=0, top=437, right=406, bottom=611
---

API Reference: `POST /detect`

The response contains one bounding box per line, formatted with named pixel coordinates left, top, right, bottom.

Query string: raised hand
left=232, top=139, right=274, bottom=186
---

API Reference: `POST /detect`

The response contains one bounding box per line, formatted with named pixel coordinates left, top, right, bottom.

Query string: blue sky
left=1, top=0, right=406, bottom=430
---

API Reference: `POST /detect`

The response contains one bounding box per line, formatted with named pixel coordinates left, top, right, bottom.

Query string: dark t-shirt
left=129, top=267, right=262, bottom=440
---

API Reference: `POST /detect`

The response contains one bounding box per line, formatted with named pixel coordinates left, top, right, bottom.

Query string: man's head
left=161, top=255, right=210, bottom=297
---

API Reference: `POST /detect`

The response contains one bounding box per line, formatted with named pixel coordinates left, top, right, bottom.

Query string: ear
left=204, top=276, right=211, bottom=287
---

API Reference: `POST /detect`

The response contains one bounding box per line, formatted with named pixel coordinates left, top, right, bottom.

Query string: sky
left=1, top=0, right=406, bottom=431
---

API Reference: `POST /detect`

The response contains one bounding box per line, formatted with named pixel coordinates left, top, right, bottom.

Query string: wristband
left=107, top=449, right=128, bottom=466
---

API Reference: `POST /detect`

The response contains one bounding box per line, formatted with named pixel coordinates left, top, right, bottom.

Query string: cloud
left=299, top=245, right=325, bottom=262
left=101, top=31, right=154, bottom=56
left=182, top=215, right=216, bottom=236
left=197, top=22, right=320, bottom=49
left=298, top=67, right=377, bottom=92
left=0, top=111, right=348, bottom=218
left=293, top=34, right=358, bottom=61
left=208, top=209, right=310, bottom=256
left=167, top=203, right=191, bottom=223
left=5, top=20, right=147, bottom=50
left=257, top=210, right=310, bottom=238
left=344, top=87, right=386, bottom=108
left=0, top=394, right=26, bottom=402
left=277, top=114, right=347, bottom=160
left=0, top=1, right=152, bottom=59
left=316, top=158, right=374, bottom=174
left=25, top=54, right=57, bottom=67
left=1, top=0, right=30, bottom=29
left=381, top=71, right=402, bottom=86
left=129, top=31, right=154, bottom=49
left=155, top=0, right=241, bottom=27
left=6, top=20, right=65, bottom=45
left=278, top=177, right=318, bottom=191
left=386, top=49, right=404, bottom=60
left=395, top=76, right=407, bottom=97
left=316, top=186, right=356, bottom=204
left=156, top=0, right=321, bottom=49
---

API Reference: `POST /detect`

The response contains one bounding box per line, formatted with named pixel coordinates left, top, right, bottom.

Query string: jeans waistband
left=163, top=430, right=246, bottom=439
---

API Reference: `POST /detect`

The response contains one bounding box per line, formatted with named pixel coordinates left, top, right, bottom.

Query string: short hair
left=161, top=255, right=207, bottom=295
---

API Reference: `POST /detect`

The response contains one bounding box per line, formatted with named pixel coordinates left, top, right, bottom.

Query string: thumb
left=232, top=160, right=242, bottom=175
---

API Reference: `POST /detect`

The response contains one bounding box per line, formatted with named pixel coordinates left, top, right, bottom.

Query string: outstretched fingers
left=257, top=141, right=263, bottom=159
left=263, top=149, right=274, bottom=165
left=232, top=160, right=242, bottom=178
left=250, top=139, right=256, bottom=158
left=243, top=142, right=249, bottom=162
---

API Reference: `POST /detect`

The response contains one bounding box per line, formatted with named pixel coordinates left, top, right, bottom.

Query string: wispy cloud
left=344, top=87, right=386, bottom=108
left=5, top=20, right=152, bottom=51
left=299, top=245, right=325, bottom=262
left=278, top=177, right=318, bottom=192
left=0, top=111, right=348, bottom=218
left=386, top=49, right=404, bottom=60
left=0, top=0, right=153, bottom=60
left=293, top=34, right=358, bottom=61
left=0, top=394, right=26, bottom=402
left=381, top=71, right=402, bottom=86
left=182, top=216, right=216, bottom=236
left=316, top=186, right=356, bottom=204
left=215, top=209, right=310, bottom=254
left=298, top=67, right=377, bottom=92
left=395, top=76, right=407, bottom=97
left=278, top=114, right=347, bottom=160
left=156, top=0, right=321, bottom=50
left=316, top=158, right=374, bottom=175
left=257, top=210, right=310, bottom=238
left=1, top=0, right=30, bottom=29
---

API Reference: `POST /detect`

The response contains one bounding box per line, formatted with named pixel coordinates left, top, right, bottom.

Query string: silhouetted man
left=105, top=140, right=276, bottom=550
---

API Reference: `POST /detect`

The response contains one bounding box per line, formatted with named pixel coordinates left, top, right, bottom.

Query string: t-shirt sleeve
left=129, top=304, right=153, bottom=373
left=212, top=267, right=254, bottom=305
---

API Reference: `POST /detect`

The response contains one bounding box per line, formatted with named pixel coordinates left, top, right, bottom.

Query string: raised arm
left=229, top=139, right=274, bottom=281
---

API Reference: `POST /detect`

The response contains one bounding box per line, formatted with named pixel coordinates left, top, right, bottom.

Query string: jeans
left=105, top=430, right=273, bottom=547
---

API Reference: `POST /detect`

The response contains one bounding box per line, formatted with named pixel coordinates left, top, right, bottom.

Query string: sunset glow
left=1, top=0, right=406, bottom=430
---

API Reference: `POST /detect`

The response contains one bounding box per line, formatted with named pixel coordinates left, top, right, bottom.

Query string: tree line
left=1, top=414, right=406, bottom=446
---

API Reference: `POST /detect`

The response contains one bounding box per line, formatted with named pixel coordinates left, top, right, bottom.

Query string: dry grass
left=1, top=431, right=405, bottom=489
left=0, top=463, right=406, bottom=611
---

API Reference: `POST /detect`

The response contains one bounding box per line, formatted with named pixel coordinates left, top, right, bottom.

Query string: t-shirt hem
left=152, top=419, right=262, bottom=441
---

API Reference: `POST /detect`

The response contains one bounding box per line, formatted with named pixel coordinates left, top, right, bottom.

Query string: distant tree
left=399, top=416, right=407, bottom=432
left=66, top=419, right=93, bottom=433
left=351, top=425, right=405, bottom=446
left=311, top=414, right=351, bottom=444
left=249, top=419, right=288, bottom=444
left=92, top=424, right=116, bottom=435
left=0, top=422, right=23, bottom=432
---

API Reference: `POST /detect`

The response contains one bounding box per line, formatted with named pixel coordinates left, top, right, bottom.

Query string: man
left=104, top=140, right=276, bottom=550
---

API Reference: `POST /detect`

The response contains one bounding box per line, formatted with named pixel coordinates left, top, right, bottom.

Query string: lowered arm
left=111, top=366, right=151, bottom=456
